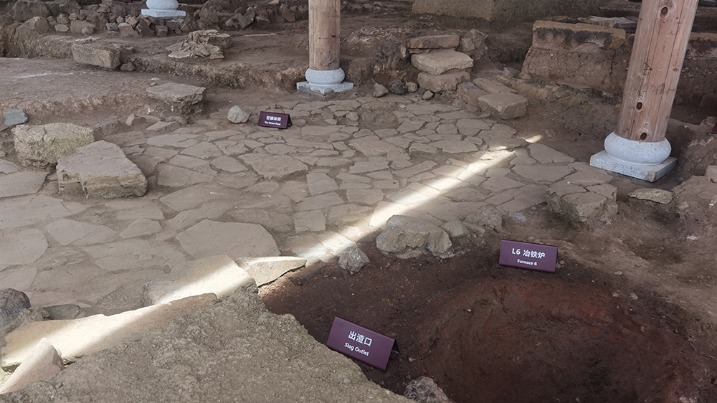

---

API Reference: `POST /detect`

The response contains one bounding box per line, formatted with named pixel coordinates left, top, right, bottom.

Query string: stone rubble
left=628, top=188, right=674, bottom=205
left=404, top=376, right=453, bottom=403
left=166, top=29, right=232, bottom=60
left=12, top=123, right=94, bottom=168
left=376, top=215, right=453, bottom=258
left=339, top=244, right=370, bottom=274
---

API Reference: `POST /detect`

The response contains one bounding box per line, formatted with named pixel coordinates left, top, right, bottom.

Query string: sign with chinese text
left=326, top=317, right=398, bottom=371
left=258, top=111, right=292, bottom=129
left=499, top=240, right=558, bottom=273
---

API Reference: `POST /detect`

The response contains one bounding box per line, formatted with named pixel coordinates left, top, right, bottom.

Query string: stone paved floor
left=0, top=94, right=613, bottom=312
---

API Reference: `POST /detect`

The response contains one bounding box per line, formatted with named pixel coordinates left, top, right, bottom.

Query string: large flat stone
left=44, top=218, right=115, bottom=246
left=0, top=339, right=63, bottom=394
left=0, top=171, right=46, bottom=198
left=71, top=44, right=121, bottom=70
left=146, top=83, right=206, bottom=105
left=235, top=256, right=307, bottom=286
left=240, top=154, right=308, bottom=180
left=176, top=219, right=279, bottom=259
left=12, top=123, right=95, bottom=168
left=57, top=141, right=147, bottom=198
left=142, top=255, right=255, bottom=306
left=0, top=195, right=72, bottom=230
left=477, top=93, right=528, bottom=119
left=0, top=229, right=47, bottom=271
left=418, top=71, right=470, bottom=93
left=411, top=50, right=474, bottom=75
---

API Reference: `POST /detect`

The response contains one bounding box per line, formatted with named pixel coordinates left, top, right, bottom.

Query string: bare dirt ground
left=1, top=3, right=716, bottom=402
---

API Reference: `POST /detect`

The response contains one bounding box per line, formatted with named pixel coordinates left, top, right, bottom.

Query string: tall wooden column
left=591, top=0, right=699, bottom=182
left=617, top=0, right=699, bottom=142
left=297, top=0, right=353, bottom=94
left=309, top=0, right=340, bottom=71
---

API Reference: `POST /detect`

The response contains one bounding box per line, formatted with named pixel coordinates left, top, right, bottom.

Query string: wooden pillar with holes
left=617, top=0, right=699, bottom=142
left=309, top=0, right=340, bottom=71
left=591, top=0, right=699, bottom=182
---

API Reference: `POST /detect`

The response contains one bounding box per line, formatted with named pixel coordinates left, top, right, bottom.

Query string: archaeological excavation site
left=0, top=0, right=716, bottom=401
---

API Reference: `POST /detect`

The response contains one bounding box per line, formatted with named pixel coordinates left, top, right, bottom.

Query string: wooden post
left=616, top=0, right=699, bottom=142
left=309, top=0, right=341, bottom=71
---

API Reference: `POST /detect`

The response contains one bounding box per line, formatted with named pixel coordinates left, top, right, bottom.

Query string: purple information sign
left=326, top=317, right=397, bottom=371
left=499, top=240, right=558, bottom=273
left=258, top=111, right=292, bottom=129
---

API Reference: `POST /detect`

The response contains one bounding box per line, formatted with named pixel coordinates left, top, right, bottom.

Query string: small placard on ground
left=326, top=317, right=397, bottom=371
left=258, top=111, right=292, bottom=129
left=499, top=240, right=558, bottom=273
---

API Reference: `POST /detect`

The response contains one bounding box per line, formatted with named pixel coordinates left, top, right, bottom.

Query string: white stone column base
left=296, top=81, right=354, bottom=95
left=141, top=9, right=186, bottom=17
left=590, top=133, right=676, bottom=182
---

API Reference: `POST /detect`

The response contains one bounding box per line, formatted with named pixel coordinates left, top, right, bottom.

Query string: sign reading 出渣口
left=326, top=317, right=398, bottom=371
left=499, top=240, right=558, bottom=273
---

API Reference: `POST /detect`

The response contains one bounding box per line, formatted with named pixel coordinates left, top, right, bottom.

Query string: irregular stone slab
left=235, top=256, right=307, bottom=286
left=512, top=165, right=573, bottom=182
left=0, top=195, right=72, bottom=231
left=120, top=218, right=162, bottom=239
left=146, top=82, right=206, bottom=113
left=71, top=44, right=120, bottom=69
left=177, top=219, right=279, bottom=259
left=228, top=209, right=294, bottom=233
left=44, top=219, right=115, bottom=246
left=472, top=77, right=517, bottom=94
left=464, top=205, right=503, bottom=232
left=0, top=160, right=19, bottom=174
left=350, top=159, right=390, bottom=174
left=0, top=288, right=31, bottom=331
left=349, top=138, right=406, bottom=157
left=57, top=141, right=147, bottom=198
left=338, top=245, right=370, bottom=275
left=546, top=182, right=618, bottom=227
left=142, top=255, right=255, bottom=306
left=0, top=171, right=46, bottom=198
left=295, top=192, right=344, bottom=211
left=13, top=123, right=94, bottom=168
left=528, top=143, right=575, bottom=164
left=156, top=164, right=215, bottom=187
left=1, top=294, right=217, bottom=367
left=293, top=210, right=326, bottom=233
left=159, top=183, right=237, bottom=211
left=240, top=154, right=308, bottom=180
left=210, top=156, right=246, bottom=173
left=346, top=188, right=384, bottom=205
left=408, top=34, right=460, bottom=49
left=307, top=172, right=338, bottom=196
left=629, top=188, right=673, bottom=205
left=478, top=93, right=528, bottom=119
left=411, top=50, right=473, bottom=75
left=441, top=220, right=470, bottom=240
left=181, top=141, right=222, bottom=159
left=3, top=291, right=407, bottom=403
left=0, top=339, right=63, bottom=394
left=0, top=229, right=47, bottom=270
left=432, top=140, right=478, bottom=154
left=418, top=71, right=470, bottom=93
left=82, top=239, right=185, bottom=272
left=376, top=215, right=452, bottom=258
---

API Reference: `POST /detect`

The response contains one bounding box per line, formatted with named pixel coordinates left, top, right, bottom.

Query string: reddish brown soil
left=262, top=205, right=717, bottom=402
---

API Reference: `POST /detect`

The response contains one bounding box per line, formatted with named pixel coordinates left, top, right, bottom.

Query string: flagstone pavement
left=0, top=94, right=612, bottom=313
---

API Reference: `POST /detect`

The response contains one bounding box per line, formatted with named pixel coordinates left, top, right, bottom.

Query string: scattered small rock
left=422, top=90, right=434, bottom=100
left=376, top=215, right=452, bottom=258
left=373, top=83, right=389, bottom=98
left=0, top=288, right=31, bottom=331
left=404, top=376, right=453, bottom=403
left=119, top=62, right=136, bottom=72
left=228, top=105, right=251, bottom=124
left=166, top=29, right=230, bottom=59
left=628, top=188, right=673, bottom=205
left=43, top=304, right=82, bottom=320
left=387, top=80, right=407, bottom=95
left=2, top=108, right=28, bottom=131
left=406, top=82, right=418, bottom=93
left=440, top=220, right=469, bottom=241
left=338, top=244, right=370, bottom=275
left=704, top=165, right=717, bottom=183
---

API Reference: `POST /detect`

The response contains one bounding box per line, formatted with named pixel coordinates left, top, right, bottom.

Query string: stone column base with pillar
left=590, top=133, right=676, bottom=182
left=142, top=0, right=186, bottom=18
left=296, top=68, right=353, bottom=95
